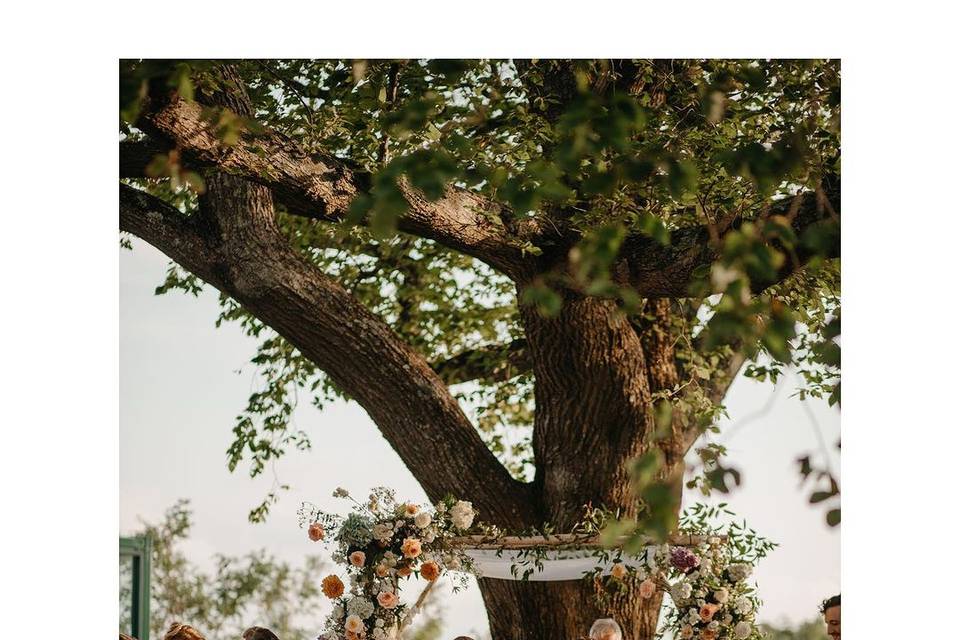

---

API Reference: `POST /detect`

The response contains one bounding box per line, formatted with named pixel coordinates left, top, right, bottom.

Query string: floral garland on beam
left=299, top=489, right=773, bottom=640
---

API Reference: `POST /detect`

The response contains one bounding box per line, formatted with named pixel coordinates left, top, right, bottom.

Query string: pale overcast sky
left=120, top=237, right=840, bottom=639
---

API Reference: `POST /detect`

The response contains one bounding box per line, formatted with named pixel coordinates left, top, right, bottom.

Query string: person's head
left=820, top=594, right=840, bottom=640
left=589, top=618, right=623, bottom=640
left=163, top=623, right=205, bottom=640
left=242, top=628, right=279, bottom=640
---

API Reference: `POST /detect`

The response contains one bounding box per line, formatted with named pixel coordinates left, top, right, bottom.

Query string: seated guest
left=163, top=622, right=206, bottom=640
left=589, top=618, right=623, bottom=640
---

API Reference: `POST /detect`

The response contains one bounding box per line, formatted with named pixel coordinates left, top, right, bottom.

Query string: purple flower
left=670, top=546, right=700, bottom=572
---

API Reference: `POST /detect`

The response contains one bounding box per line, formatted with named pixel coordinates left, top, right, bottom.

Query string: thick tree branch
left=119, top=183, right=220, bottom=287
left=133, top=92, right=532, bottom=278
left=120, top=179, right=534, bottom=527
left=614, top=179, right=840, bottom=297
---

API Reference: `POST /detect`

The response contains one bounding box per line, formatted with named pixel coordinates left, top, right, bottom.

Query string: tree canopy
left=120, top=59, right=839, bottom=529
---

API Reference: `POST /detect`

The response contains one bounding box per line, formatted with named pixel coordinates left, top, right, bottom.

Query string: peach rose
left=397, top=564, right=413, bottom=578
left=639, top=578, right=656, bottom=599
left=401, top=537, right=422, bottom=559
left=308, top=522, right=324, bottom=541
left=420, top=560, right=440, bottom=581
left=345, top=633, right=360, bottom=640
left=377, top=591, right=400, bottom=609
left=321, top=574, right=344, bottom=599
left=375, top=563, right=390, bottom=577
left=701, top=629, right=718, bottom=640
left=610, top=563, right=628, bottom=580
left=404, top=503, right=419, bottom=517
left=344, top=614, right=364, bottom=634
left=349, top=551, right=366, bottom=567
left=680, top=625, right=693, bottom=639
left=699, top=603, right=720, bottom=622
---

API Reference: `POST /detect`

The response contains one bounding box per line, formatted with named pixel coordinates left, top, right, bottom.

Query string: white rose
left=734, top=621, right=752, bottom=639
left=414, top=511, right=432, bottom=529
left=713, top=588, right=729, bottom=603
left=449, top=500, right=475, bottom=530
left=735, top=596, right=753, bottom=615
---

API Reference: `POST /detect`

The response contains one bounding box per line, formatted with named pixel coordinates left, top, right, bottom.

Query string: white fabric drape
left=464, top=547, right=655, bottom=581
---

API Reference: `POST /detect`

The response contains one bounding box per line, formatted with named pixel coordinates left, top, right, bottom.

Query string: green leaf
left=826, top=508, right=841, bottom=527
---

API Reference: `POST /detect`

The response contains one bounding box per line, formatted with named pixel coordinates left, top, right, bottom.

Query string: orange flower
left=307, top=523, right=324, bottom=542
left=401, top=537, right=422, bottom=559
left=397, top=564, right=413, bottom=578
left=349, top=551, right=366, bottom=567
left=404, top=503, right=420, bottom=517
left=420, top=560, right=440, bottom=581
left=610, top=563, right=628, bottom=580
left=321, top=574, right=344, bottom=599
left=699, top=603, right=720, bottom=622
left=701, top=629, right=718, bottom=640
left=375, top=563, right=390, bottom=577
left=639, top=578, right=656, bottom=599
left=377, top=591, right=400, bottom=609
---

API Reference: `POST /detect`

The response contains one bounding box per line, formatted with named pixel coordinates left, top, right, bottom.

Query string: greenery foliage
left=120, top=59, right=840, bottom=529
left=127, top=500, right=327, bottom=639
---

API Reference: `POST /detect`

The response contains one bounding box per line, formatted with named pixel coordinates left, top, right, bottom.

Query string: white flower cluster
left=449, top=500, right=475, bottom=530
left=346, top=596, right=374, bottom=619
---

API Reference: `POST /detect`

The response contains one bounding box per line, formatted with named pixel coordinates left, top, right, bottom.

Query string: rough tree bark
left=476, top=294, right=686, bottom=640
left=120, top=63, right=838, bottom=640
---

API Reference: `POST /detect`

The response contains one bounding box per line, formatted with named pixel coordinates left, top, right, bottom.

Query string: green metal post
left=120, top=535, right=152, bottom=640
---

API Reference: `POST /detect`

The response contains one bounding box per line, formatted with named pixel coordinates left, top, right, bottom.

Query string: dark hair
left=820, top=594, right=841, bottom=614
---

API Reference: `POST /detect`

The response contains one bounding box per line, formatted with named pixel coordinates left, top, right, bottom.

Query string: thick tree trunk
left=471, top=292, right=683, bottom=640
left=479, top=574, right=666, bottom=640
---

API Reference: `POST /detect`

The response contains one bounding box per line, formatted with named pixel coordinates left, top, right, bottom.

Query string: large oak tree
left=120, top=59, right=840, bottom=640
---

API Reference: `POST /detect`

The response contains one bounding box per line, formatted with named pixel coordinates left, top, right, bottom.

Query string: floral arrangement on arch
left=301, top=490, right=773, bottom=640
left=298, top=487, right=493, bottom=640
left=582, top=503, right=775, bottom=640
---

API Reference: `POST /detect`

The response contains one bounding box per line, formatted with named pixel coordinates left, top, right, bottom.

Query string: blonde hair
left=589, top=618, right=623, bottom=640
left=163, top=623, right=206, bottom=640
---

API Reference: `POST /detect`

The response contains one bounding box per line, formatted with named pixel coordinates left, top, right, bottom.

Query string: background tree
left=121, top=500, right=326, bottom=639
left=760, top=619, right=830, bottom=640
left=120, top=59, right=840, bottom=640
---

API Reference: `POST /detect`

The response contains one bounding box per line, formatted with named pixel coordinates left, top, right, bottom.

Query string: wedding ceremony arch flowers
left=299, top=487, right=487, bottom=640
left=585, top=503, right=774, bottom=640
left=301, top=490, right=772, bottom=640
